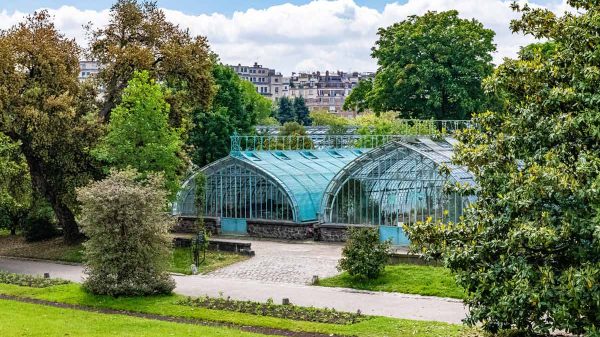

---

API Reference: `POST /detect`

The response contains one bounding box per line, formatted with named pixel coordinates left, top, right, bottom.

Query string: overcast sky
left=0, top=0, right=573, bottom=74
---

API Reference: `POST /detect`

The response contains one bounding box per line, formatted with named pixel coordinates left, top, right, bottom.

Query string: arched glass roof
left=320, top=137, right=476, bottom=225
left=173, top=148, right=363, bottom=222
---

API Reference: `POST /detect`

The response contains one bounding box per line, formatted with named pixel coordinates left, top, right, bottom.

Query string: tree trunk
left=22, top=148, right=82, bottom=244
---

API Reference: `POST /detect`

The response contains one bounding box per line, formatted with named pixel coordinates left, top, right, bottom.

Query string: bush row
left=179, top=295, right=368, bottom=325
left=0, top=271, right=70, bottom=288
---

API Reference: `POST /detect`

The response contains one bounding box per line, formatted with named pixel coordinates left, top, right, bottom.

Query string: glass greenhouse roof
left=229, top=149, right=363, bottom=222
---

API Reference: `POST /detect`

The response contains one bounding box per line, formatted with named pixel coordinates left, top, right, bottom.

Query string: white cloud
left=0, top=0, right=572, bottom=74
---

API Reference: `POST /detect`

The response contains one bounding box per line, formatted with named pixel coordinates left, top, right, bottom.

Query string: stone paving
left=205, top=238, right=343, bottom=284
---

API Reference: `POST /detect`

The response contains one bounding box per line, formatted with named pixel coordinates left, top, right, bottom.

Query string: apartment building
left=78, top=60, right=100, bottom=81
left=289, top=71, right=373, bottom=118
left=230, top=62, right=290, bottom=100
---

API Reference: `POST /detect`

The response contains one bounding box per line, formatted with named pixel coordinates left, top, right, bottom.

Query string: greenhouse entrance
left=221, top=218, right=248, bottom=235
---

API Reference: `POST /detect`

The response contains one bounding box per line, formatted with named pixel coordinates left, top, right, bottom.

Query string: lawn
left=0, top=298, right=264, bottom=337
left=0, top=235, right=247, bottom=275
left=317, top=264, right=465, bottom=299
left=171, top=246, right=249, bottom=275
left=0, top=282, right=469, bottom=337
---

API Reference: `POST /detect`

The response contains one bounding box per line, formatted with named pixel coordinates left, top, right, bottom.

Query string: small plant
left=338, top=227, right=391, bottom=280
left=178, top=295, right=368, bottom=324
left=0, top=271, right=70, bottom=288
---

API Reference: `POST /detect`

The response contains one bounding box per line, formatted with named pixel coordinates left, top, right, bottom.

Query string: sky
left=0, top=0, right=573, bottom=74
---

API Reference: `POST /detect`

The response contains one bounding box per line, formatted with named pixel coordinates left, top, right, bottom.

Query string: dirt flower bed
left=0, top=271, right=70, bottom=288
left=178, top=295, right=368, bottom=325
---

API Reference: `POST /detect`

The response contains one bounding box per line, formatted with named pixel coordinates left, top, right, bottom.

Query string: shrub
left=0, top=271, right=70, bottom=288
left=22, top=201, right=59, bottom=242
left=76, top=168, right=175, bottom=296
left=179, top=295, right=368, bottom=324
left=338, top=227, right=390, bottom=279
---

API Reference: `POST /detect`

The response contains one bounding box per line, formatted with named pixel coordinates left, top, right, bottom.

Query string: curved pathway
left=0, top=240, right=467, bottom=324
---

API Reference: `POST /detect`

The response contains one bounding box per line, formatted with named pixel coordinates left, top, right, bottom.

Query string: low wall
left=172, top=217, right=220, bottom=235
left=247, top=220, right=314, bottom=240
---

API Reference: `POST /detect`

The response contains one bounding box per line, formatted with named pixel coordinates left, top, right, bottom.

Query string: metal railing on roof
left=238, top=120, right=473, bottom=151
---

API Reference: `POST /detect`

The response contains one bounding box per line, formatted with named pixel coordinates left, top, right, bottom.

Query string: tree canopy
left=188, top=64, right=258, bottom=167
left=94, top=71, right=183, bottom=197
left=406, top=1, right=600, bottom=335
left=357, top=10, right=496, bottom=119
left=0, top=11, right=101, bottom=242
left=88, top=0, right=214, bottom=129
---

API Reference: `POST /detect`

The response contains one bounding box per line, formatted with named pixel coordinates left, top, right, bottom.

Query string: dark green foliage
left=293, top=96, right=311, bottom=126
left=22, top=197, right=59, bottom=242
left=188, top=64, right=257, bottom=167
left=276, top=97, right=296, bottom=124
left=189, top=108, right=234, bottom=167
left=343, top=78, right=373, bottom=113
left=0, top=271, right=70, bottom=288
left=338, top=227, right=390, bottom=280
left=405, top=1, right=600, bottom=335
left=179, top=296, right=368, bottom=324
left=362, top=10, right=496, bottom=119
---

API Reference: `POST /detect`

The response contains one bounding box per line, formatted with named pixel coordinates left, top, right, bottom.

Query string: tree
left=94, top=71, right=183, bottom=197
left=0, top=12, right=101, bottom=243
left=405, top=1, right=600, bottom=335
left=367, top=10, right=495, bottom=119
left=309, top=110, right=348, bottom=134
left=77, top=169, right=175, bottom=296
left=343, top=78, right=372, bottom=113
left=188, top=64, right=257, bottom=167
left=240, top=80, right=275, bottom=125
left=0, top=134, right=31, bottom=235
left=88, top=0, right=214, bottom=129
left=276, top=97, right=296, bottom=124
left=293, top=96, right=311, bottom=126
left=189, top=108, right=234, bottom=167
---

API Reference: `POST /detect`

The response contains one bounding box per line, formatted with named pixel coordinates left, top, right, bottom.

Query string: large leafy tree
left=0, top=12, right=101, bottom=242
left=406, top=2, right=600, bottom=335
left=94, top=71, right=183, bottom=197
left=188, top=64, right=257, bottom=167
left=0, top=134, right=31, bottom=235
left=366, top=10, right=495, bottom=119
left=240, top=80, right=274, bottom=125
left=88, top=0, right=214, bottom=129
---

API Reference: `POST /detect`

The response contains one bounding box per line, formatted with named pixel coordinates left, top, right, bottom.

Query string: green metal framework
left=172, top=120, right=476, bottom=230
left=320, top=138, right=476, bottom=226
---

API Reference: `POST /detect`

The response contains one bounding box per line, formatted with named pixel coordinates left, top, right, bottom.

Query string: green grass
left=317, top=264, right=465, bottom=299
left=0, top=298, right=264, bottom=337
left=0, top=228, right=10, bottom=237
left=0, top=235, right=247, bottom=275
left=0, top=283, right=469, bottom=337
left=171, top=247, right=249, bottom=275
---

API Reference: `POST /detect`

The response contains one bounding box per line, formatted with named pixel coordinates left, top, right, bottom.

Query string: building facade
left=230, top=63, right=289, bottom=100
left=78, top=61, right=100, bottom=81
left=231, top=63, right=375, bottom=118
left=288, top=71, right=373, bottom=118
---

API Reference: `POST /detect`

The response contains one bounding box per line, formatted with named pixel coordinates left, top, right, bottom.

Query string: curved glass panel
left=321, top=139, right=475, bottom=226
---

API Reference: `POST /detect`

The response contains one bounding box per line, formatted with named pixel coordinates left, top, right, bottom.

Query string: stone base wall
left=316, top=225, right=349, bottom=242
left=247, top=221, right=313, bottom=240
left=172, top=217, right=220, bottom=235
left=172, top=217, right=197, bottom=233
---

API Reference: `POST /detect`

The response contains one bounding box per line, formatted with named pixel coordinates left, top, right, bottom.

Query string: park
left=0, top=0, right=599, bottom=336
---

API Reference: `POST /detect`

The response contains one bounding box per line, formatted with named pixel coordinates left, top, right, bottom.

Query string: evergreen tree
left=293, top=97, right=311, bottom=126
left=276, top=97, right=296, bottom=124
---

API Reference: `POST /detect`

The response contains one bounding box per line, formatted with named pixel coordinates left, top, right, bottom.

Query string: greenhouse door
left=379, top=226, right=410, bottom=246
left=221, top=218, right=248, bottom=235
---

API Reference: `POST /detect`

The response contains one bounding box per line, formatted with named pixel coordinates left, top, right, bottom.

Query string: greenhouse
left=172, top=123, right=476, bottom=243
